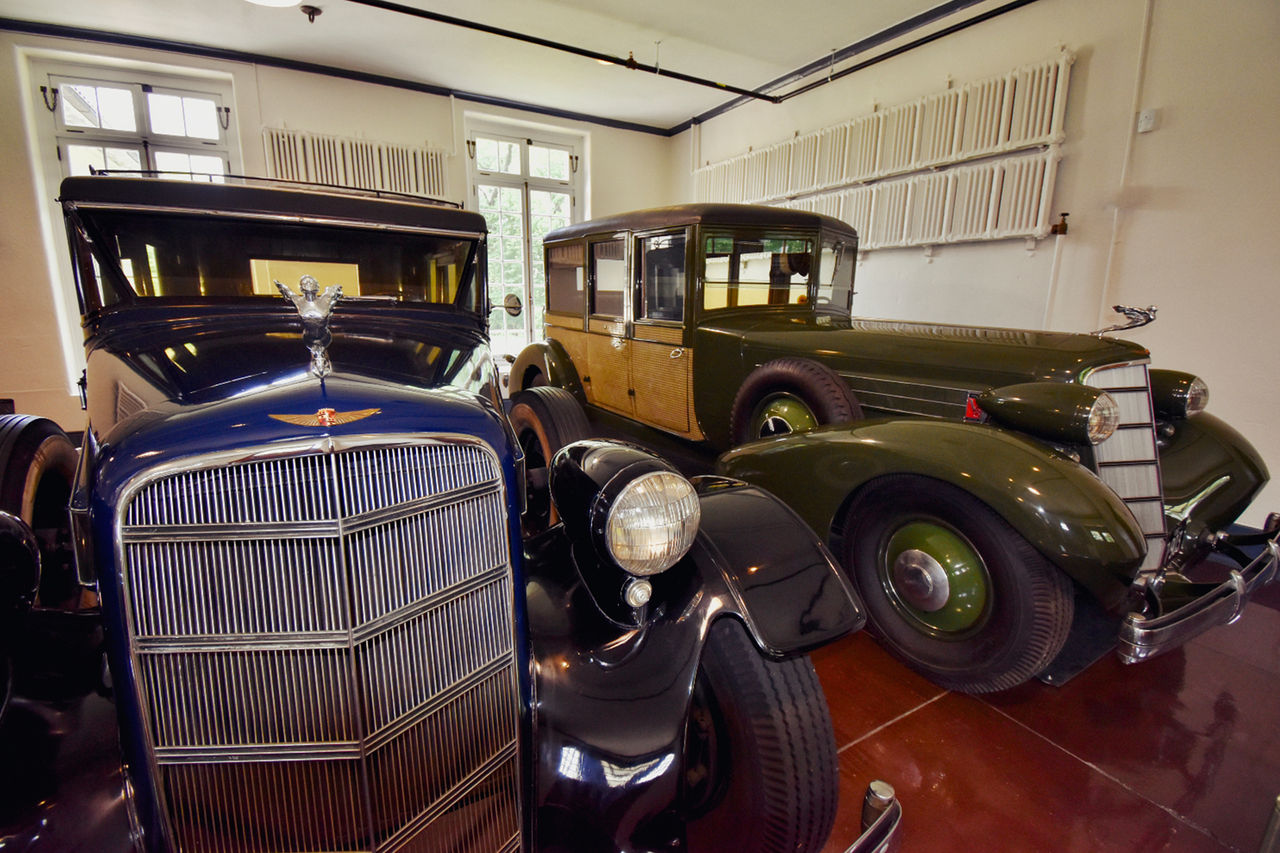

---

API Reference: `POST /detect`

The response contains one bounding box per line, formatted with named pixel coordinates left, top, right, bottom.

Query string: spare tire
left=729, top=358, right=862, bottom=445
left=508, top=387, right=591, bottom=537
left=0, top=416, right=78, bottom=607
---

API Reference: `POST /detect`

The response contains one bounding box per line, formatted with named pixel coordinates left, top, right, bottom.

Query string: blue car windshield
left=70, top=208, right=483, bottom=315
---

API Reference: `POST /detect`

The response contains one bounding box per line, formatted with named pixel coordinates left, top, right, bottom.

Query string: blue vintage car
left=0, top=175, right=900, bottom=852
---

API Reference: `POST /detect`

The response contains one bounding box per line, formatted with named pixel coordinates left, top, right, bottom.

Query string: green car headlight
left=603, top=471, right=701, bottom=576
left=1085, top=392, right=1120, bottom=445
left=977, top=382, right=1120, bottom=446
left=1150, top=369, right=1209, bottom=418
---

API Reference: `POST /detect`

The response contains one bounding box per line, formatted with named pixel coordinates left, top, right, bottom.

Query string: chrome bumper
left=843, top=780, right=903, bottom=853
left=1118, top=513, right=1280, bottom=664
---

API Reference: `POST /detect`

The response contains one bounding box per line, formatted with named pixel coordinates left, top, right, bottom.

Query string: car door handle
left=669, top=348, right=685, bottom=359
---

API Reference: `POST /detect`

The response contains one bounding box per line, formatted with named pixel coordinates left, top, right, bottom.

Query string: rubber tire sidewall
left=685, top=618, right=837, bottom=853
left=844, top=475, right=1073, bottom=694
left=729, top=358, right=862, bottom=445
left=0, top=415, right=77, bottom=722
left=507, top=387, right=591, bottom=536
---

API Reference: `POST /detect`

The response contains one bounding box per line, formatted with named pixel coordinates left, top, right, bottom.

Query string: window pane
left=66, top=144, right=105, bottom=176
left=190, top=153, right=227, bottom=182
left=591, top=240, right=626, bottom=317
left=147, top=93, right=187, bottom=136
left=63, top=84, right=137, bottom=132
left=183, top=97, right=220, bottom=140
left=528, top=146, right=549, bottom=178
left=154, top=150, right=194, bottom=177
left=817, top=241, right=855, bottom=311
left=98, top=87, right=137, bottom=131
left=477, top=182, right=528, bottom=353
left=153, top=151, right=226, bottom=182
left=74, top=207, right=480, bottom=310
left=62, top=84, right=100, bottom=128
left=475, top=136, right=520, bottom=175
left=532, top=146, right=569, bottom=181
left=703, top=234, right=812, bottom=310
left=496, top=140, right=520, bottom=174
left=639, top=234, right=686, bottom=321
left=475, top=138, right=500, bottom=172
left=547, top=244, right=584, bottom=315
left=106, top=147, right=143, bottom=172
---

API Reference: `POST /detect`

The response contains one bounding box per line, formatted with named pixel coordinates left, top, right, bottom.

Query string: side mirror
left=503, top=293, right=523, bottom=317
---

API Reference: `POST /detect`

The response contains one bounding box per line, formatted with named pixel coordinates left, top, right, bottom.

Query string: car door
left=584, top=236, right=633, bottom=416
left=630, top=230, right=697, bottom=436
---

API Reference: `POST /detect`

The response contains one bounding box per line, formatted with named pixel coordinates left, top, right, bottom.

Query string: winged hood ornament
left=269, top=407, right=380, bottom=428
left=276, top=275, right=342, bottom=377
left=1093, top=304, right=1157, bottom=337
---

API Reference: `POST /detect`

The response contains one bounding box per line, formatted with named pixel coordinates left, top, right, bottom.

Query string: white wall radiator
left=263, top=128, right=449, bottom=199
left=695, top=52, right=1073, bottom=248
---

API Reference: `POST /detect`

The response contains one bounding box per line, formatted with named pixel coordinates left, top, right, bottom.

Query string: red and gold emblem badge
left=269, top=407, right=380, bottom=427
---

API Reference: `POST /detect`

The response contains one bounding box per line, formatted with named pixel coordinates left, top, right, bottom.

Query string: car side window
left=636, top=233, right=686, bottom=322
left=590, top=238, right=626, bottom=317
left=816, top=240, right=855, bottom=312
left=703, top=234, right=813, bottom=311
left=547, top=243, right=585, bottom=316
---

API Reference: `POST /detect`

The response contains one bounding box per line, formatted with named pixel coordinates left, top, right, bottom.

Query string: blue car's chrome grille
left=118, top=438, right=522, bottom=853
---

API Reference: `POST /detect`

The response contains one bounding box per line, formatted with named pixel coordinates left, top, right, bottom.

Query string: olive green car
left=510, top=203, right=1280, bottom=693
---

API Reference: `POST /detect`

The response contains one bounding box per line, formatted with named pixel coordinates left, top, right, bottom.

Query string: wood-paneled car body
left=0, top=180, right=903, bottom=852
left=511, top=203, right=1280, bottom=693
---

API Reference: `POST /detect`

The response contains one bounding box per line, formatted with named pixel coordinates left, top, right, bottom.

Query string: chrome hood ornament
left=1093, top=304, right=1157, bottom=337
left=276, top=275, right=342, bottom=377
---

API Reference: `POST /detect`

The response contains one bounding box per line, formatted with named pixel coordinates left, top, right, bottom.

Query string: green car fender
left=510, top=339, right=585, bottom=401
left=716, top=418, right=1147, bottom=609
left=1158, top=411, right=1269, bottom=535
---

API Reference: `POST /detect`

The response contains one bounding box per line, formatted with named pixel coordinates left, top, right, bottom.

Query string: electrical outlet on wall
left=1137, top=108, right=1160, bottom=133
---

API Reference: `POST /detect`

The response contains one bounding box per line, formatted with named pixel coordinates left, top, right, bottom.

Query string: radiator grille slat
left=1084, top=364, right=1167, bottom=571
left=120, top=439, right=521, bottom=852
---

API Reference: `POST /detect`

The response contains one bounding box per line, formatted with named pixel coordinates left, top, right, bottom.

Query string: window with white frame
left=51, top=74, right=232, bottom=180
left=466, top=125, right=581, bottom=357
left=26, top=57, right=240, bottom=397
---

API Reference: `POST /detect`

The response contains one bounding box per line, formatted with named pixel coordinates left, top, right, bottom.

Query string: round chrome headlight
left=1184, top=376, right=1209, bottom=416
left=604, top=471, right=701, bottom=576
left=1086, top=391, right=1120, bottom=445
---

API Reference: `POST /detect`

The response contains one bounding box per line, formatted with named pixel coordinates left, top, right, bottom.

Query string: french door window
left=469, top=130, right=578, bottom=356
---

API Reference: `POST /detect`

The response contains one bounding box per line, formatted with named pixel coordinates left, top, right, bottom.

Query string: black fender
left=524, top=475, right=861, bottom=851
left=510, top=339, right=586, bottom=401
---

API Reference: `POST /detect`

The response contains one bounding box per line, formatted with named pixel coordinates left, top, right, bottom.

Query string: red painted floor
left=817, top=584, right=1280, bottom=853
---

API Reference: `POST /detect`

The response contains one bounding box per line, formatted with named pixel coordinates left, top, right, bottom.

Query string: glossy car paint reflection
left=527, top=464, right=864, bottom=850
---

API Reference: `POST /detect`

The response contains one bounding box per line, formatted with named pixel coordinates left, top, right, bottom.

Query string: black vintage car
left=0, top=176, right=901, bottom=852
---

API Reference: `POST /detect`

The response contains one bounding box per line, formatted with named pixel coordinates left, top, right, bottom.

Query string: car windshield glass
left=703, top=234, right=813, bottom=311
left=816, top=240, right=855, bottom=313
left=71, top=209, right=482, bottom=314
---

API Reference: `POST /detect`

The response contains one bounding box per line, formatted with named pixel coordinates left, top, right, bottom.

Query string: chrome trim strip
left=120, top=478, right=501, bottom=541
left=1166, top=475, right=1231, bottom=524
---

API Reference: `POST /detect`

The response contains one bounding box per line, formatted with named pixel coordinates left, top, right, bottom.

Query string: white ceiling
left=1, top=0, right=979, bottom=131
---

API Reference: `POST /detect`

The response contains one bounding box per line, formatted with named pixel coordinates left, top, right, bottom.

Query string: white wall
left=674, top=0, right=1280, bottom=525
left=0, top=30, right=671, bottom=432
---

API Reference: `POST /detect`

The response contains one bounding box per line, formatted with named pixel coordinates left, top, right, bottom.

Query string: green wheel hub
left=880, top=520, right=990, bottom=635
left=750, top=393, right=817, bottom=438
